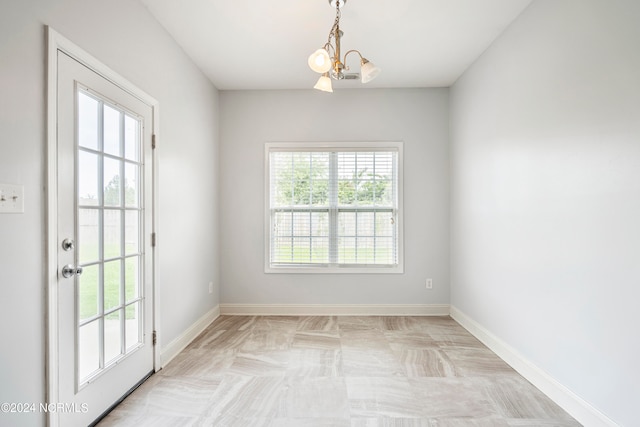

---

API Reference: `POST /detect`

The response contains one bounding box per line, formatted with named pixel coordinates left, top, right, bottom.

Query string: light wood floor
left=98, top=316, right=581, bottom=426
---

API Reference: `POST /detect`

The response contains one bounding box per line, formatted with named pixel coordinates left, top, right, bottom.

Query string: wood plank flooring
left=97, top=316, right=581, bottom=426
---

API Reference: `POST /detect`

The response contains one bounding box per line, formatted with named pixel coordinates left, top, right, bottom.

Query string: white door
left=55, top=50, right=155, bottom=426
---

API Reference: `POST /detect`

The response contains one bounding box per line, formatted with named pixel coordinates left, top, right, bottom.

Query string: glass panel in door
left=76, top=90, right=144, bottom=386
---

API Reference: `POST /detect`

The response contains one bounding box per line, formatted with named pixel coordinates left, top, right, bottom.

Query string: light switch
left=0, top=183, right=24, bottom=213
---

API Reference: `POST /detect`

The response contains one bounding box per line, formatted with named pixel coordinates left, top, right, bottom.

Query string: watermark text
left=1, top=402, right=88, bottom=414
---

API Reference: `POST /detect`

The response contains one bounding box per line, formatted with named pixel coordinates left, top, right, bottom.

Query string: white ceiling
left=140, top=0, right=533, bottom=90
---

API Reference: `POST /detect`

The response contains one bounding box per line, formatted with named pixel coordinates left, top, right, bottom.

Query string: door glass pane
left=124, top=163, right=139, bottom=208
left=78, top=151, right=99, bottom=206
left=78, top=264, right=99, bottom=321
left=78, top=320, right=100, bottom=381
left=79, top=208, right=99, bottom=264
left=125, top=302, right=141, bottom=351
left=104, top=157, right=122, bottom=207
left=125, top=256, right=139, bottom=302
left=125, top=210, right=139, bottom=255
left=104, top=260, right=121, bottom=312
left=104, top=309, right=123, bottom=364
left=104, top=210, right=121, bottom=259
left=124, top=115, right=139, bottom=161
left=78, top=92, right=99, bottom=150
left=103, top=104, right=121, bottom=156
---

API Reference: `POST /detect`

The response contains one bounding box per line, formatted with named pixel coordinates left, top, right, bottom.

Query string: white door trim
left=46, top=26, right=160, bottom=427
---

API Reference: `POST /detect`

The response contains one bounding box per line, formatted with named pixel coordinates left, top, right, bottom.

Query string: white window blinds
left=266, top=144, right=402, bottom=271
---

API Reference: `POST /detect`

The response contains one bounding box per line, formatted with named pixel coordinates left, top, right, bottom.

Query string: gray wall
left=0, top=1, right=220, bottom=425
left=450, top=0, right=640, bottom=425
left=219, top=89, right=449, bottom=305
left=3, top=0, right=637, bottom=425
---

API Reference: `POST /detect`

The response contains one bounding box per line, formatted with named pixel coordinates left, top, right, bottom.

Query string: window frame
left=264, top=141, right=404, bottom=274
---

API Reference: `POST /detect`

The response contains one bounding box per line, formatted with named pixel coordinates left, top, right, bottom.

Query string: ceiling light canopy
left=308, top=0, right=380, bottom=92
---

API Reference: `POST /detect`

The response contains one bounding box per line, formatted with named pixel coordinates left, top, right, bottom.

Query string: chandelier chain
left=327, top=3, right=341, bottom=46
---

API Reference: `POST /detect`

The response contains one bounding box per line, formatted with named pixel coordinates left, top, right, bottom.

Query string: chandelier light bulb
left=308, top=49, right=332, bottom=73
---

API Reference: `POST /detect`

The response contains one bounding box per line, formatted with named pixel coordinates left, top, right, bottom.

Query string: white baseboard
left=160, top=305, right=220, bottom=368
left=449, top=306, right=618, bottom=427
left=219, top=303, right=450, bottom=316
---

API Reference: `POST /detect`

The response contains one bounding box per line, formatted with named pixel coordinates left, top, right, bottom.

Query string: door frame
left=46, top=26, right=160, bottom=426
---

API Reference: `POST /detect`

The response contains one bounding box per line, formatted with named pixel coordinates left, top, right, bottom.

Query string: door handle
left=61, top=264, right=84, bottom=279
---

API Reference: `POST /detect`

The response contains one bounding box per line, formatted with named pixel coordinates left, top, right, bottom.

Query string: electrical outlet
left=208, top=281, right=214, bottom=294
left=425, top=278, right=433, bottom=289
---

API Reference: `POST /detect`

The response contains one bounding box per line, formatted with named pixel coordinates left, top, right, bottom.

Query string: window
left=265, top=142, right=403, bottom=273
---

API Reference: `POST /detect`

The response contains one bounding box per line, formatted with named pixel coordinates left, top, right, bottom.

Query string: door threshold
left=88, top=370, right=155, bottom=426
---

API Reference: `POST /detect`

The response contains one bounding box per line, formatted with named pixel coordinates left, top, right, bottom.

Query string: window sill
left=265, top=264, right=404, bottom=274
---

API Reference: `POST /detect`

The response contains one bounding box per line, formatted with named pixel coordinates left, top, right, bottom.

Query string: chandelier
left=308, top=0, right=381, bottom=92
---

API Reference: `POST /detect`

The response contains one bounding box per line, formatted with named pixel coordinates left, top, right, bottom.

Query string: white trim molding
left=160, top=306, right=220, bottom=368
left=450, top=306, right=619, bottom=427
left=220, top=304, right=450, bottom=316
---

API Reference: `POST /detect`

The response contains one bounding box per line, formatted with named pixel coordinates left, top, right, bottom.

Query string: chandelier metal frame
left=308, top=0, right=380, bottom=92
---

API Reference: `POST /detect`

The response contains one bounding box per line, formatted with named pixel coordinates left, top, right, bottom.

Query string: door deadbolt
left=62, top=238, right=75, bottom=251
